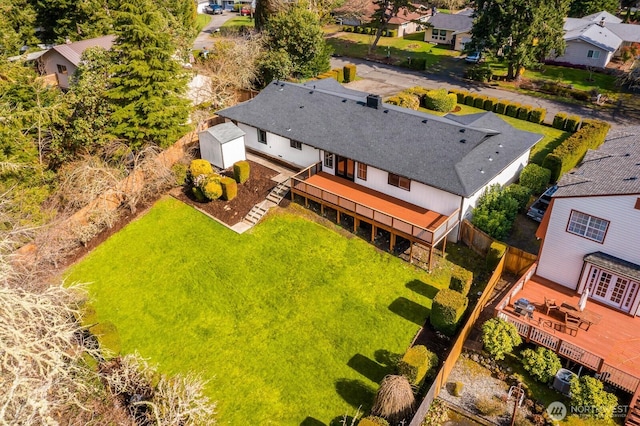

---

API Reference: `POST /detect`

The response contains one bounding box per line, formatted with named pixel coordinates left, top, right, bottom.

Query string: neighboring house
left=334, top=0, right=430, bottom=37
left=424, top=9, right=474, bottom=51
left=37, top=35, right=115, bottom=90
left=493, top=129, right=640, bottom=423
left=536, top=128, right=640, bottom=316
left=216, top=79, right=542, bottom=258
left=551, top=11, right=640, bottom=67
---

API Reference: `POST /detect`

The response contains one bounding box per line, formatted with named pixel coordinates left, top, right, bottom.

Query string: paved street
left=330, top=57, right=638, bottom=129
left=193, top=5, right=235, bottom=50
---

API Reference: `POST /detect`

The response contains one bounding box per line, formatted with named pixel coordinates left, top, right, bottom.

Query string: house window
left=431, top=29, right=446, bottom=41
left=357, top=163, right=367, bottom=181
left=587, top=50, right=600, bottom=59
left=257, top=129, right=267, bottom=144
left=388, top=173, right=410, bottom=190
left=57, top=64, right=67, bottom=75
left=290, top=140, right=302, bottom=150
left=567, top=210, right=609, bottom=243
left=324, top=152, right=334, bottom=168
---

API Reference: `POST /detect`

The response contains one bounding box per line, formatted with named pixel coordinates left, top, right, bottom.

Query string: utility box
left=198, top=122, right=246, bottom=169
left=553, top=368, right=577, bottom=395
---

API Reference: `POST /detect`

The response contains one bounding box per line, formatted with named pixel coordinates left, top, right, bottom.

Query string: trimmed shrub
left=552, top=112, right=568, bottom=130
left=423, top=88, right=457, bottom=112
left=189, top=159, right=214, bottom=180
left=451, top=90, right=467, bottom=104
left=465, top=64, right=492, bottom=82
left=542, top=119, right=610, bottom=182
left=529, top=107, right=546, bottom=124
left=191, top=186, right=206, bottom=202
left=344, top=26, right=353, bottom=32
left=430, top=289, right=468, bottom=336
left=486, top=241, right=507, bottom=270
left=505, top=102, right=520, bottom=117
left=202, top=174, right=222, bottom=200
left=387, top=29, right=397, bottom=37
left=505, top=184, right=532, bottom=212
left=565, top=114, right=581, bottom=132
left=358, top=416, right=389, bottom=426
left=233, top=160, right=250, bottom=184
left=385, top=93, right=419, bottom=110
left=397, top=345, right=438, bottom=385
left=332, top=68, right=345, bottom=82
left=464, top=94, right=475, bottom=106
left=494, top=100, right=507, bottom=115
left=453, top=381, right=464, bottom=397
left=521, top=347, right=562, bottom=384
left=517, top=105, right=532, bottom=121
left=172, top=163, right=188, bottom=186
left=220, top=176, right=238, bottom=201
left=344, top=64, right=357, bottom=82
left=475, top=396, right=505, bottom=416
left=482, top=317, right=522, bottom=360
left=406, top=57, right=427, bottom=70
left=519, top=163, right=551, bottom=194
left=449, top=268, right=473, bottom=296
left=471, top=185, right=519, bottom=240
left=483, top=97, right=497, bottom=111
left=404, top=86, right=430, bottom=107
left=570, top=376, right=618, bottom=420
left=473, top=95, right=486, bottom=109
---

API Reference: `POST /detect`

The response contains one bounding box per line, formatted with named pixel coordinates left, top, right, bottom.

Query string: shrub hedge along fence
left=486, top=241, right=507, bottom=271
left=552, top=112, right=568, bottom=130
left=519, top=163, right=551, bottom=194
left=449, top=268, right=473, bottom=296
left=430, top=289, right=468, bottom=336
left=397, top=345, right=439, bottom=386
left=542, top=119, right=610, bottom=182
left=233, top=160, right=250, bottom=184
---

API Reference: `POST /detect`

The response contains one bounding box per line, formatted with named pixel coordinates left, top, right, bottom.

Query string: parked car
left=527, top=185, right=558, bottom=222
left=204, top=4, right=223, bottom=14
left=240, top=6, right=251, bottom=15
left=465, top=51, right=482, bottom=63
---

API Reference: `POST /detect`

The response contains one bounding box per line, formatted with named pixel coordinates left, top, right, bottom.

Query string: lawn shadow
left=405, top=279, right=439, bottom=299
left=347, top=353, right=395, bottom=384
left=388, top=296, right=430, bottom=326
left=335, top=379, right=375, bottom=412
left=373, top=349, right=402, bottom=368
left=300, top=417, right=326, bottom=426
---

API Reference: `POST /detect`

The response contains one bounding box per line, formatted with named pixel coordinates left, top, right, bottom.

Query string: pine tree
left=107, top=0, right=190, bottom=149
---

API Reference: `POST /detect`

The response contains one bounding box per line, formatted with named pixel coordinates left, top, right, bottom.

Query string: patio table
left=559, top=302, right=603, bottom=331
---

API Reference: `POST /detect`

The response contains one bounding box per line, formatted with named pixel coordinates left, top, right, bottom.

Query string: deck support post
left=371, top=224, right=376, bottom=243
left=354, top=217, right=358, bottom=233
left=390, top=233, right=396, bottom=252
left=337, top=210, right=340, bottom=224
left=304, top=196, right=308, bottom=208
left=409, top=243, right=414, bottom=264
left=442, top=237, right=447, bottom=258
left=428, top=244, right=433, bottom=271
left=321, top=203, right=324, bottom=216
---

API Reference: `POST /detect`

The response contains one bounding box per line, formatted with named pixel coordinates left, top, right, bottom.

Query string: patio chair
left=544, top=297, right=558, bottom=315
left=564, top=313, right=580, bottom=336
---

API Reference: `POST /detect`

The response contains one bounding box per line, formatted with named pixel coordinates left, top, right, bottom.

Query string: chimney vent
left=598, top=17, right=605, bottom=27
left=366, top=94, right=382, bottom=109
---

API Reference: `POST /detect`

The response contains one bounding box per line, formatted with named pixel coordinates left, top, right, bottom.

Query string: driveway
left=193, top=5, right=236, bottom=50
left=330, top=57, right=639, bottom=128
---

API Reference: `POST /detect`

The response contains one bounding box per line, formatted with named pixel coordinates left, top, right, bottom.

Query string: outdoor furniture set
left=512, top=297, right=602, bottom=336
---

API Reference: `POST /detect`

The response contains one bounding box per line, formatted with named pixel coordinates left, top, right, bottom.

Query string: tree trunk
left=368, top=27, right=385, bottom=54
left=507, top=63, right=515, bottom=80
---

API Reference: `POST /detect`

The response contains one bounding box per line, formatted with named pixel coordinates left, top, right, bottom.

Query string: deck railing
left=497, top=310, right=640, bottom=394
left=291, top=162, right=459, bottom=247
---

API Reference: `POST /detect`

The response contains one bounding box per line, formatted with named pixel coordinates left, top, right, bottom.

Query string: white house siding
left=42, top=51, right=75, bottom=90
left=198, top=132, right=223, bottom=168
left=552, top=40, right=611, bottom=67
left=220, top=137, right=246, bottom=169
left=461, top=150, right=531, bottom=221
left=425, top=29, right=453, bottom=45
left=454, top=32, right=472, bottom=51
left=236, top=123, right=319, bottom=167
left=536, top=195, right=640, bottom=300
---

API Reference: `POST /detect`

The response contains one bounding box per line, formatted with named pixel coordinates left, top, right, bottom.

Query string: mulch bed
left=173, top=160, right=279, bottom=226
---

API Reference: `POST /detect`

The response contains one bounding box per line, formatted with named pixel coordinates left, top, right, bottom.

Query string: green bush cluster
left=453, top=381, right=464, bottom=397
left=403, top=86, right=430, bottom=107
left=447, top=90, right=547, bottom=124
left=233, top=160, right=250, bottom=184
left=552, top=112, right=568, bottom=130
left=505, top=102, right=520, bottom=117
left=385, top=93, right=420, bottom=110
left=471, top=184, right=519, bottom=240
left=450, top=89, right=466, bottom=104
left=486, top=241, right=507, bottom=270
left=529, top=107, right=546, bottom=124
left=464, top=64, right=492, bottom=82
left=202, top=174, right=223, bottom=200
left=344, top=64, right=357, bottom=82
left=423, top=88, right=457, bottom=112
left=189, top=159, right=213, bottom=180
left=332, top=68, right=345, bottom=83
left=449, top=268, right=473, bottom=296
left=481, top=317, right=522, bottom=360
left=473, top=95, right=486, bottom=109
left=539, top=81, right=590, bottom=102
left=565, top=115, right=581, bottom=132
left=358, top=416, right=389, bottom=426
left=405, top=57, right=427, bottom=70
left=494, top=100, right=507, bottom=115
left=430, top=288, right=468, bottom=336
left=220, top=176, right=238, bottom=201
left=519, top=163, right=551, bottom=194
left=483, top=97, right=497, bottom=111
left=504, top=184, right=532, bottom=212
left=397, top=344, right=438, bottom=385
left=570, top=376, right=618, bottom=420
left=520, top=347, right=562, bottom=384
left=517, top=105, right=532, bottom=121
left=464, top=94, right=475, bottom=106
left=171, top=163, right=188, bottom=186
left=387, top=29, right=397, bottom=37
left=542, top=119, right=610, bottom=182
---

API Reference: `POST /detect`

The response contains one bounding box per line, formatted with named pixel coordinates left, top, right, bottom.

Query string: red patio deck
left=496, top=273, right=640, bottom=394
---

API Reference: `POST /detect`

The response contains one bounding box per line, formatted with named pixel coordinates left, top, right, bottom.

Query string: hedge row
left=344, top=64, right=357, bottom=82
left=397, top=345, right=438, bottom=386
left=542, top=119, right=611, bottom=182
left=430, top=288, right=468, bottom=336
left=551, top=112, right=581, bottom=132
left=343, top=26, right=396, bottom=37
left=449, top=268, right=473, bottom=296
left=233, top=160, right=250, bottom=184
left=449, top=90, right=546, bottom=124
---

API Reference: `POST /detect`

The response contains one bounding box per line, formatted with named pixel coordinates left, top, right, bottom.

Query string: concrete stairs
left=242, top=179, right=290, bottom=226
left=266, top=179, right=290, bottom=204
left=626, top=394, right=640, bottom=426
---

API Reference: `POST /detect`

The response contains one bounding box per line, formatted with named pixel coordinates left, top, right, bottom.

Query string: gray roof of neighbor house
left=582, top=11, right=622, bottom=24
left=427, top=11, right=473, bottom=33
left=201, top=122, right=245, bottom=144
left=554, top=126, right=640, bottom=198
left=564, top=20, right=622, bottom=52
left=217, top=80, right=542, bottom=197
left=47, top=35, right=115, bottom=66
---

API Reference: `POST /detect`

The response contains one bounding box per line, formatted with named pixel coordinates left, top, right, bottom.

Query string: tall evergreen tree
left=568, top=0, right=619, bottom=18
left=0, top=0, right=38, bottom=56
left=32, top=0, right=116, bottom=43
left=161, top=0, right=198, bottom=59
left=470, top=0, right=569, bottom=80
left=106, top=0, right=190, bottom=149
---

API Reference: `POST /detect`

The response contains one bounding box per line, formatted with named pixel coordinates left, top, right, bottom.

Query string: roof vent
left=422, top=119, right=428, bottom=123
left=366, top=94, right=382, bottom=109
left=624, top=176, right=638, bottom=181
left=460, top=139, right=466, bottom=143
left=598, top=17, right=606, bottom=27
left=384, top=109, right=389, bottom=113
left=459, top=129, right=465, bottom=133
left=342, top=99, right=347, bottom=103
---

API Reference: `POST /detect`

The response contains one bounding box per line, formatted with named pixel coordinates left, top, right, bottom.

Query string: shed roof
left=201, top=122, right=245, bottom=144
left=217, top=80, right=542, bottom=197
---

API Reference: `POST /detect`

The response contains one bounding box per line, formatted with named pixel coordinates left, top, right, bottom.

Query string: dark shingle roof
left=217, top=81, right=542, bottom=197
left=50, top=35, right=115, bottom=66
left=426, top=12, right=473, bottom=33
left=555, top=127, right=640, bottom=198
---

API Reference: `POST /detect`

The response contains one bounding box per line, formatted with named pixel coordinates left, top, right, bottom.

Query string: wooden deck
left=496, top=273, right=640, bottom=394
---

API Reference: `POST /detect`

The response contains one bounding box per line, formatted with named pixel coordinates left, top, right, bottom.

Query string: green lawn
left=420, top=103, right=570, bottom=165
left=67, top=197, right=453, bottom=425
left=221, top=16, right=255, bottom=28
left=327, top=31, right=458, bottom=67
left=196, top=14, right=212, bottom=32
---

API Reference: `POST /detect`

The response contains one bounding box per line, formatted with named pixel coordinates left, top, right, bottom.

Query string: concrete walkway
left=330, top=57, right=638, bottom=129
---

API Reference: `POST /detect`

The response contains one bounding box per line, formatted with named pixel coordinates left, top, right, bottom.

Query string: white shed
left=198, top=122, right=246, bottom=169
